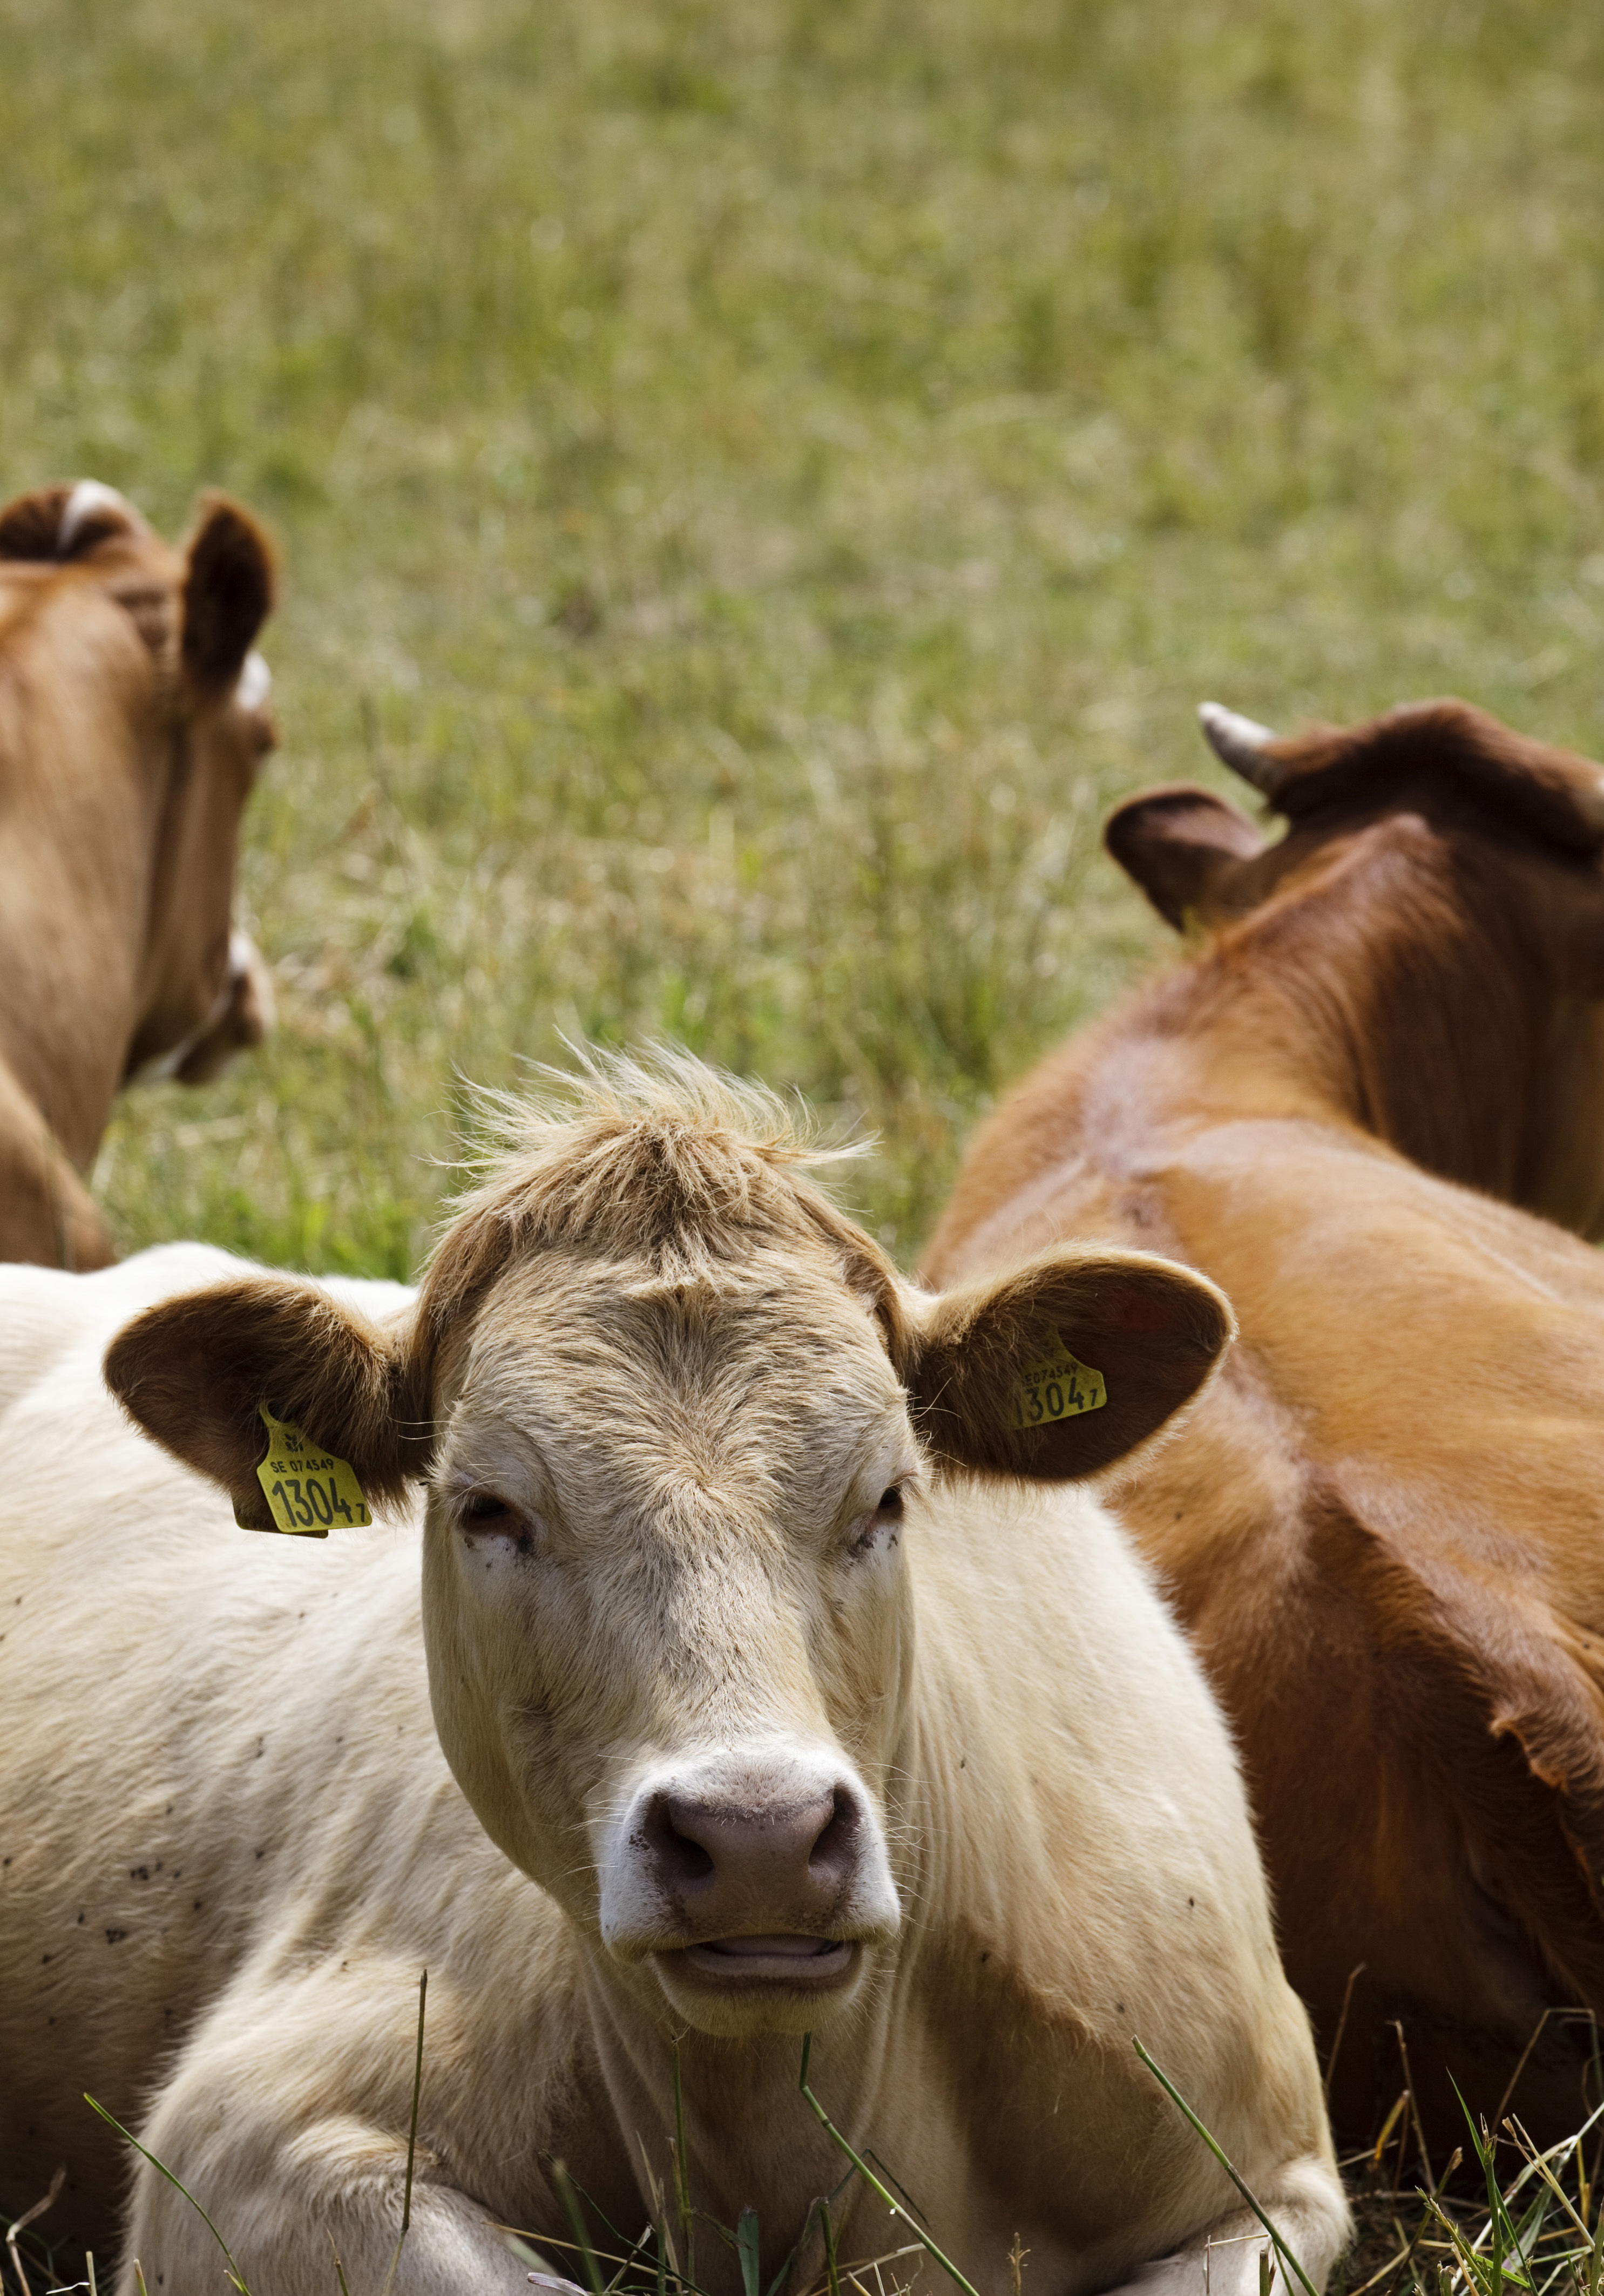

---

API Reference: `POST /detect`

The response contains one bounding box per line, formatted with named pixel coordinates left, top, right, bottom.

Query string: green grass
left=8, top=0, right=1604, bottom=1270
left=7, top=0, right=1604, bottom=2268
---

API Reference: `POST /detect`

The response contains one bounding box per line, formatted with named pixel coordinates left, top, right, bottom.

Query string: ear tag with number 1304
left=252, top=1402, right=372, bottom=1537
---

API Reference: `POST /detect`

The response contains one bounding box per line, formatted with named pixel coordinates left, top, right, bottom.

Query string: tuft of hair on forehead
left=414, top=1046, right=902, bottom=1358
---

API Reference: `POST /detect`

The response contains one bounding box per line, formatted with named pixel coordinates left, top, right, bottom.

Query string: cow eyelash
left=850, top=1485, right=905, bottom=1556
left=461, top=1491, right=513, bottom=1524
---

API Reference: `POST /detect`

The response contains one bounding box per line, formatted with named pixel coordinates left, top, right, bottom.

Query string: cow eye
left=850, top=1485, right=905, bottom=1556
left=461, top=1491, right=513, bottom=1524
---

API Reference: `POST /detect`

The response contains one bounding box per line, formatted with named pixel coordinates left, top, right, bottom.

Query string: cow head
left=1105, top=699, right=1604, bottom=1235
left=0, top=480, right=278, bottom=1090
left=104, top=1056, right=1232, bottom=2040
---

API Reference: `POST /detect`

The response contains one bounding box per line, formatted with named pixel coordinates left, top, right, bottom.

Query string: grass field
left=6, top=0, right=1604, bottom=2283
left=7, top=0, right=1604, bottom=1270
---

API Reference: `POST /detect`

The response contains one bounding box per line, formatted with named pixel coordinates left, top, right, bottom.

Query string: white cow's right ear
left=896, top=1247, right=1234, bottom=1483
left=104, top=1278, right=428, bottom=1530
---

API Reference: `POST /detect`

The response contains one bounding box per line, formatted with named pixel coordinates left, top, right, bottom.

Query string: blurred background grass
left=3, top=0, right=1603, bottom=1275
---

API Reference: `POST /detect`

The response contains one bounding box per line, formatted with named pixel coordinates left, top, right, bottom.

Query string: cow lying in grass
left=0, top=479, right=277, bottom=1270
left=0, top=1058, right=1345, bottom=2296
left=924, top=699, right=1604, bottom=2152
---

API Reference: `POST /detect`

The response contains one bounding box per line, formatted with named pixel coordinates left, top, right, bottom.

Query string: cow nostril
left=807, top=1784, right=862, bottom=1881
left=642, top=1792, right=716, bottom=1889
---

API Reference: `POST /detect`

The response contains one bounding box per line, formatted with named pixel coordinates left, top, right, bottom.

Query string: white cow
left=0, top=1059, right=1346, bottom=2296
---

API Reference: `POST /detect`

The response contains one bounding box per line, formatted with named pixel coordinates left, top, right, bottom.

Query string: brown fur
left=0, top=480, right=277, bottom=1266
left=924, top=698, right=1604, bottom=2148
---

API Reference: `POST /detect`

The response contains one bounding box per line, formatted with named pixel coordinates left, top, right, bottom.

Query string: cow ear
left=181, top=495, right=275, bottom=693
left=900, top=1247, right=1234, bottom=1482
left=1104, top=783, right=1270, bottom=931
left=104, top=1277, right=427, bottom=1530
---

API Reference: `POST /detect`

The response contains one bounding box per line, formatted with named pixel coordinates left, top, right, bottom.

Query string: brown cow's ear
left=181, top=495, right=275, bottom=693
left=1104, top=783, right=1270, bottom=930
left=104, top=1277, right=428, bottom=1530
left=898, top=1247, right=1234, bottom=1482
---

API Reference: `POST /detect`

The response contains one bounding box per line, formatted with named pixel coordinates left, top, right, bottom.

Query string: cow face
left=102, top=1062, right=1233, bottom=2040
left=422, top=1239, right=917, bottom=2035
left=123, top=497, right=278, bottom=1086
left=0, top=480, right=276, bottom=1092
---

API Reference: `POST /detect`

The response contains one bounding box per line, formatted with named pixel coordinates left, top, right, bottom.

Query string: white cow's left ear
left=180, top=495, right=275, bottom=694
left=895, top=1247, right=1235, bottom=1483
left=105, top=1276, right=428, bottom=1530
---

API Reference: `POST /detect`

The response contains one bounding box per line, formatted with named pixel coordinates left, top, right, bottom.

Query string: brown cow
left=923, top=698, right=1604, bottom=2152
left=0, top=478, right=277, bottom=1270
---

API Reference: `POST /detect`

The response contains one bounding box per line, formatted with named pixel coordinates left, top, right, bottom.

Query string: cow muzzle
left=130, top=933, right=276, bottom=1088
left=598, top=1745, right=901, bottom=2030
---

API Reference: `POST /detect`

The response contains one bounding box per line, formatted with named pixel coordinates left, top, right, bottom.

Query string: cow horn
left=1566, top=775, right=1604, bottom=840
left=1197, top=702, right=1283, bottom=794
left=57, top=479, right=146, bottom=558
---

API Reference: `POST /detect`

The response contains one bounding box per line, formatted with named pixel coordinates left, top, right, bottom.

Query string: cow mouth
left=666, top=1935, right=858, bottom=1987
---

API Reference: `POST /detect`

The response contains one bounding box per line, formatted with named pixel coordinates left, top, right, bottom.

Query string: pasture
left=6, top=0, right=1604, bottom=1270
left=8, top=0, right=1604, bottom=2285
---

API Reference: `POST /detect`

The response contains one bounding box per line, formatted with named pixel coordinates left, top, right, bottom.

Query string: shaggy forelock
left=414, top=1049, right=901, bottom=1363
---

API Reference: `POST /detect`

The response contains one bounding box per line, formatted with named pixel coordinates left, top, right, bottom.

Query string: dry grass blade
left=1370, top=2096, right=1408, bottom=2174
left=6, top=2167, right=65, bottom=2296
left=1494, top=2013, right=1597, bottom=2142
left=1324, top=1970, right=1366, bottom=2103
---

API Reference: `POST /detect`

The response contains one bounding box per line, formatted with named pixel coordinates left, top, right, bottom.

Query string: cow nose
left=641, top=1782, right=863, bottom=1925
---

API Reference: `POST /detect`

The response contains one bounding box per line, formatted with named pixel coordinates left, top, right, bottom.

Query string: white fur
left=235, top=648, right=272, bottom=713
left=0, top=1245, right=1347, bottom=2296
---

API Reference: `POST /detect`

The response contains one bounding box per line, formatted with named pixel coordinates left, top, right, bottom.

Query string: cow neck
left=576, top=1943, right=910, bottom=2274
left=1089, top=827, right=1559, bottom=1201
left=574, top=1712, right=938, bottom=2279
left=131, top=698, right=201, bottom=1027
left=0, top=587, right=181, bottom=1164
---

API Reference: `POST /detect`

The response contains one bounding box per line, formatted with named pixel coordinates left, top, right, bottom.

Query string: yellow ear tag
left=1011, top=1336, right=1108, bottom=1432
left=253, top=1403, right=372, bottom=1537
